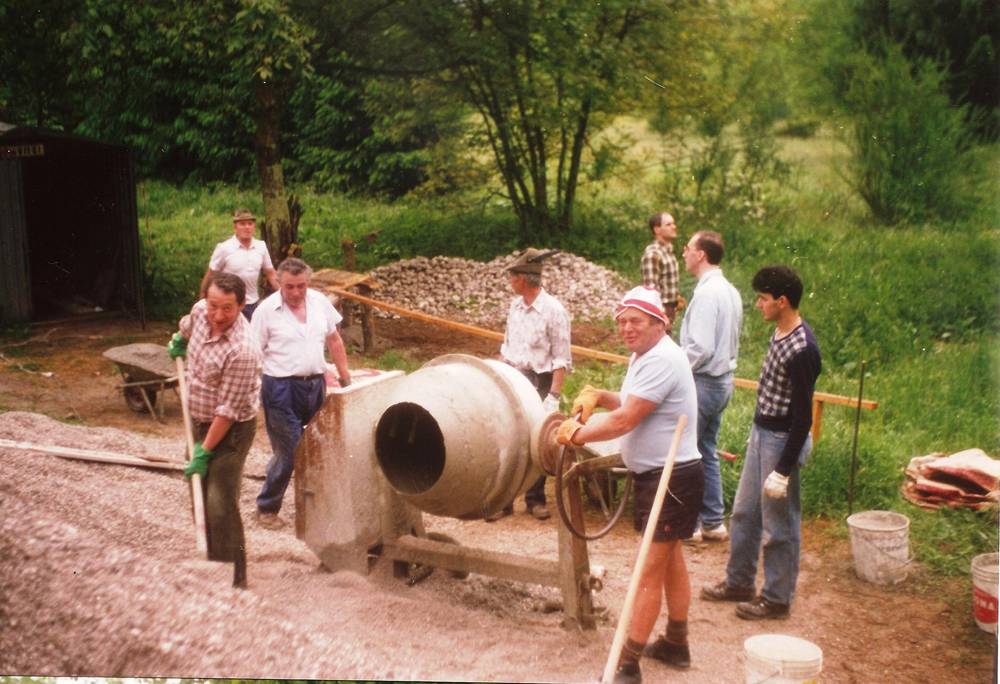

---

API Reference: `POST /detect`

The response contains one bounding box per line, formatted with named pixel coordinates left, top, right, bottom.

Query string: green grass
left=136, top=133, right=1000, bottom=577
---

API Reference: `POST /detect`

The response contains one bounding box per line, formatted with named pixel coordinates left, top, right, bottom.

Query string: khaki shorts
left=632, top=459, right=704, bottom=542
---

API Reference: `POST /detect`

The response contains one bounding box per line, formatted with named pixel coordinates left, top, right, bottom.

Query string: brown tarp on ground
left=902, top=448, right=1000, bottom=510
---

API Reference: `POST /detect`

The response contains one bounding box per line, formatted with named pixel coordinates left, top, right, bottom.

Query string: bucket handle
left=854, top=529, right=914, bottom=566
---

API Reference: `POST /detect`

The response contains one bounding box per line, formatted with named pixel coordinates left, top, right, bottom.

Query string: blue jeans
left=694, top=373, right=733, bottom=529
left=725, top=425, right=812, bottom=606
left=256, top=374, right=326, bottom=513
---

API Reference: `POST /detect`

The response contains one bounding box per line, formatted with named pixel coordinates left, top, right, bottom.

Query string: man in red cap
left=558, top=285, right=701, bottom=683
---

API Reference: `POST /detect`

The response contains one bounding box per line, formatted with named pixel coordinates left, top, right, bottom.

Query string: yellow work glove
left=556, top=418, right=584, bottom=446
left=571, top=384, right=601, bottom=423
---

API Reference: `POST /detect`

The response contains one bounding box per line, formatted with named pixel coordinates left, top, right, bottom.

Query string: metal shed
left=0, top=123, right=144, bottom=324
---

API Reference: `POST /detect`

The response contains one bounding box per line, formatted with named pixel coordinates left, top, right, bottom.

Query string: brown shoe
left=644, top=638, right=690, bottom=669
left=485, top=505, right=514, bottom=522
left=736, top=595, right=790, bottom=620
left=255, top=510, right=284, bottom=530
left=700, top=580, right=754, bottom=602
left=529, top=504, right=551, bottom=520
left=612, top=661, right=642, bottom=684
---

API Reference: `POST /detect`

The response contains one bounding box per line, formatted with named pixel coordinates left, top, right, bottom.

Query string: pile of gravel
left=369, top=251, right=630, bottom=327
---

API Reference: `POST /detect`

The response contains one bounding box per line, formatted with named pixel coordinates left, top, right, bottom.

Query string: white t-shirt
left=251, top=288, right=342, bottom=377
left=619, top=335, right=700, bottom=473
left=209, top=236, right=274, bottom=304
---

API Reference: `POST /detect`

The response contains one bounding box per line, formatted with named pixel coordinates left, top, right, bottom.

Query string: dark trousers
left=193, top=418, right=256, bottom=565
left=241, top=300, right=259, bottom=322
left=518, top=369, right=553, bottom=507
left=256, top=374, right=327, bottom=513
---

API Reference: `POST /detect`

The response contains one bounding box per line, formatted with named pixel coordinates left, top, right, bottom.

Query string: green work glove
left=167, top=332, right=188, bottom=359
left=183, top=442, right=214, bottom=480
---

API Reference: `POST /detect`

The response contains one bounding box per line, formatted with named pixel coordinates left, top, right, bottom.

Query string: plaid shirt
left=754, top=320, right=821, bottom=475
left=179, top=300, right=262, bottom=424
left=640, top=241, right=679, bottom=306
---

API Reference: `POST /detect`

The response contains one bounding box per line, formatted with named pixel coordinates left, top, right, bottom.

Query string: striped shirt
left=754, top=320, right=821, bottom=475
left=179, top=300, right=262, bottom=423
left=640, top=241, right=679, bottom=306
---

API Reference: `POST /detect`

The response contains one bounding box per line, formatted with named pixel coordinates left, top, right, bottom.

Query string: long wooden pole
left=327, top=286, right=879, bottom=411
left=601, top=414, right=688, bottom=684
left=175, top=356, right=208, bottom=556
left=0, top=439, right=184, bottom=470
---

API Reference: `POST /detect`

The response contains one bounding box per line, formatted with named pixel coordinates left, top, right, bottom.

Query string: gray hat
left=506, top=248, right=559, bottom=275
left=232, top=209, right=256, bottom=222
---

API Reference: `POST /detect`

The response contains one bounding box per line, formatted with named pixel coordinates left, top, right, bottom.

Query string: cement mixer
left=295, top=354, right=626, bottom=628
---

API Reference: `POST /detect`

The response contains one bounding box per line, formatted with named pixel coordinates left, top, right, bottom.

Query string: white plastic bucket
left=846, top=510, right=910, bottom=585
left=744, top=634, right=823, bottom=684
left=971, top=552, right=999, bottom=634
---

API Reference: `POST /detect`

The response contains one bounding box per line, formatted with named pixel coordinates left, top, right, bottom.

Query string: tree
left=848, top=0, right=999, bottom=140
left=374, top=0, right=714, bottom=239
left=228, top=0, right=312, bottom=262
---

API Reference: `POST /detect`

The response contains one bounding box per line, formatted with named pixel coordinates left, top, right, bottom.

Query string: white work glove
left=542, top=393, right=560, bottom=413
left=763, top=470, right=789, bottom=499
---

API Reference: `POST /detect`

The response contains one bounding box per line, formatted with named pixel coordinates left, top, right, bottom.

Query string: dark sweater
left=753, top=321, right=822, bottom=475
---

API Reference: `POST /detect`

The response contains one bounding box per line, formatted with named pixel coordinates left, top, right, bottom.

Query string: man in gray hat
left=490, top=248, right=572, bottom=521
left=200, top=209, right=280, bottom=321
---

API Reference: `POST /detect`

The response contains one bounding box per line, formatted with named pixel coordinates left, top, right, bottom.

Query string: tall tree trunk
left=253, top=77, right=295, bottom=264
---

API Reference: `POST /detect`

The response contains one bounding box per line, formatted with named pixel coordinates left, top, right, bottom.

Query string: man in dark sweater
left=700, top=265, right=821, bottom=620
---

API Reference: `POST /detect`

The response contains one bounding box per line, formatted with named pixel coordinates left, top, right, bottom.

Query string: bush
left=842, top=43, right=976, bottom=225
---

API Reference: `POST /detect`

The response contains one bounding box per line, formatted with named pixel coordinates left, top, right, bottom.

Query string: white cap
left=614, top=286, right=667, bottom=324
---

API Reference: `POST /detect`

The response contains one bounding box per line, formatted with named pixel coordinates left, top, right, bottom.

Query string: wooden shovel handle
left=175, top=356, right=208, bottom=557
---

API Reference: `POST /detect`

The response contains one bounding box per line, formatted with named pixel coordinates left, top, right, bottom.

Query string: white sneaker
left=683, top=527, right=703, bottom=544
left=702, top=523, right=728, bottom=541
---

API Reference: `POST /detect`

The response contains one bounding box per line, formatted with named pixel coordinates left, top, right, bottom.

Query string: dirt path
left=0, top=317, right=994, bottom=681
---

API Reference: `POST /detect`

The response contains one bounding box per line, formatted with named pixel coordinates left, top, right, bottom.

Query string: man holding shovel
left=169, top=271, right=262, bottom=588
left=557, top=286, right=701, bottom=683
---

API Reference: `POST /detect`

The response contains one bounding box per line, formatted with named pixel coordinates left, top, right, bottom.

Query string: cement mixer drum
left=374, top=354, right=545, bottom=520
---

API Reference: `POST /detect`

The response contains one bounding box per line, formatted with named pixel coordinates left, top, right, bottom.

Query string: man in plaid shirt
left=701, top=265, right=821, bottom=620
left=171, top=271, right=262, bottom=588
left=641, top=212, right=683, bottom=325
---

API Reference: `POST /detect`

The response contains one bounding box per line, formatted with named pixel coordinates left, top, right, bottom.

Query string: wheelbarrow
left=102, top=343, right=178, bottom=422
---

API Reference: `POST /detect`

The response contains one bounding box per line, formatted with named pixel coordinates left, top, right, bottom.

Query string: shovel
left=175, top=355, right=208, bottom=556
left=601, top=414, right=687, bottom=684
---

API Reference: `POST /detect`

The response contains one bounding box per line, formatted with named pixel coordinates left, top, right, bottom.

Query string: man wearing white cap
left=200, top=209, right=280, bottom=321
left=558, top=285, right=701, bottom=683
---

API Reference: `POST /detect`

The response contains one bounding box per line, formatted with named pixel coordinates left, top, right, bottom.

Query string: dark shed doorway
left=0, top=123, right=144, bottom=324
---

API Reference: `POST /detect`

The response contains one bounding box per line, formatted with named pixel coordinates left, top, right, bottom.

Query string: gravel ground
left=369, top=251, right=631, bottom=327
left=1, top=408, right=994, bottom=682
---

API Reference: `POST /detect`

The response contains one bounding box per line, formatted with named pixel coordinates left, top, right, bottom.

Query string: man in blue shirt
left=679, top=231, right=742, bottom=542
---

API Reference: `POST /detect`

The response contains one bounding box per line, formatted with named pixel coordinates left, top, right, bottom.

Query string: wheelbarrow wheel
left=123, top=375, right=157, bottom=413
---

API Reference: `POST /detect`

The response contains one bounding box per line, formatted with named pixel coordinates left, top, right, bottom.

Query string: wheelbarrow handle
left=175, top=356, right=208, bottom=557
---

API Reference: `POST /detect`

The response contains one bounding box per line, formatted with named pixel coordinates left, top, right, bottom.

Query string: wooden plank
left=0, top=438, right=184, bottom=471
left=326, top=286, right=629, bottom=364
left=383, top=535, right=560, bottom=587
left=735, top=377, right=878, bottom=410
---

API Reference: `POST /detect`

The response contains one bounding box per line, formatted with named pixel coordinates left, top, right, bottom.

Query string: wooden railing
left=323, top=284, right=878, bottom=441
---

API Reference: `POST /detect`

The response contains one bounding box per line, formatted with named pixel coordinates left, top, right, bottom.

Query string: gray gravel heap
left=369, top=251, right=630, bottom=327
